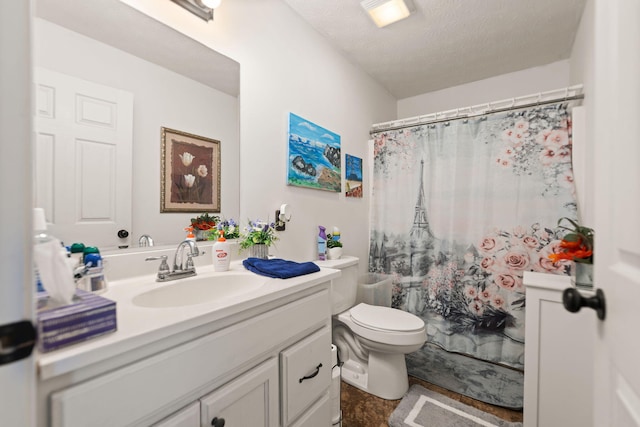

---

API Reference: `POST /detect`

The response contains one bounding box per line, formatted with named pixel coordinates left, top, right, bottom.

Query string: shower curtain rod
left=370, top=84, right=584, bottom=135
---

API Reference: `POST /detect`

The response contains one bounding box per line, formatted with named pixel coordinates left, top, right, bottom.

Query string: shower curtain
left=369, top=102, right=578, bottom=369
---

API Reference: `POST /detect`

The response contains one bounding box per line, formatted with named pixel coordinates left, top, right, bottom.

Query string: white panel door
left=0, top=2, right=36, bottom=426
left=592, top=0, right=640, bottom=425
left=34, top=68, right=133, bottom=249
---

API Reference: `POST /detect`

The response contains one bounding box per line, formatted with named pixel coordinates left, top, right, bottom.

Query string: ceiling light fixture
left=360, top=0, right=412, bottom=28
left=170, top=0, right=221, bottom=22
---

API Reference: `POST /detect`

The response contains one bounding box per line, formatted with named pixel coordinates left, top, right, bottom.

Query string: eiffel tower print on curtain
left=410, top=160, right=435, bottom=276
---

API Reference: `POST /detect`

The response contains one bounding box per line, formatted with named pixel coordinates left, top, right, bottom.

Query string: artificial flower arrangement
left=326, top=234, right=342, bottom=248
left=548, top=217, right=594, bottom=264
left=208, top=218, right=241, bottom=240
left=190, top=213, right=219, bottom=231
left=239, top=219, right=279, bottom=251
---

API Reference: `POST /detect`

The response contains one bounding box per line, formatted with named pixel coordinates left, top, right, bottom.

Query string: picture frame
left=160, top=127, right=221, bottom=213
left=345, top=154, right=363, bottom=198
left=287, top=113, right=341, bottom=192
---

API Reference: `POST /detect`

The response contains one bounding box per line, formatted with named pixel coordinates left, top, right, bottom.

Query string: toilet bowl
left=316, top=256, right=426, bottom=400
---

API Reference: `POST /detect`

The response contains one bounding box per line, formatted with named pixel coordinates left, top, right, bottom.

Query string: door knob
left=562, top=288, right=606, bottom=320
left=117, top=229, right=129, bottom=238
left=211, top=417, right=225, bottom=427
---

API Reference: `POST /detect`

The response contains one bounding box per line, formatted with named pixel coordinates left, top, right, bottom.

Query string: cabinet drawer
left=281, top=327, right=332, bottom=425
left=290, top=392, right=331, bottom=427
left=152, top=402, right=199, bottom=427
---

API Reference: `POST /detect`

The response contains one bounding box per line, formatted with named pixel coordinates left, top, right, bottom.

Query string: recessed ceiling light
left=360, top=0, right=411, bottom=28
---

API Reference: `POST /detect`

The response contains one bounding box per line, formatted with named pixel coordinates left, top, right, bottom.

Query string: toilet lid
left=350, top=303, right=424, bottom=332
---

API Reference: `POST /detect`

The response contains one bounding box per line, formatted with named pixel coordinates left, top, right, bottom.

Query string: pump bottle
left=212, top=231, right=230, bottom=272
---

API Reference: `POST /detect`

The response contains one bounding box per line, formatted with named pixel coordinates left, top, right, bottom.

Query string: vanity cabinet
left=39, top=282, right=334, bottom=427
left=523, top=272, right=595, bottom=427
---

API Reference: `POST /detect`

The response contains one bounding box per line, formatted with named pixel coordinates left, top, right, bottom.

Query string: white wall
left=397, top=60, right=571, bottom=118
left=121, top=0, right=397, bottom=270
left=33, top=19, right=240, bottom=247
left=569, top=0, right=595, bottom=227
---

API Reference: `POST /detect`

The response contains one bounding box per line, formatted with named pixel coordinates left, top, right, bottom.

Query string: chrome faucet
left=145, top=240, right=204, bottom=282
left=138, top=234, right=154, bottom=247
left=173, top=239, right=200, bottom=272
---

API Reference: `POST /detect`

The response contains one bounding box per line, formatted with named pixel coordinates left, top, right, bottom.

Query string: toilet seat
left=349, top=303, right=424, bottom=332
left=336, top=303, right=426, bottom=347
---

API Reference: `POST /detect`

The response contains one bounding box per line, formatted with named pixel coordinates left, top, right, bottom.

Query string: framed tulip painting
left=160, top=127, right=221, bottom=213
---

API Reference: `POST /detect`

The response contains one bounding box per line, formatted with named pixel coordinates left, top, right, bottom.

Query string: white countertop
left=37, top=261, right=340, bottom=381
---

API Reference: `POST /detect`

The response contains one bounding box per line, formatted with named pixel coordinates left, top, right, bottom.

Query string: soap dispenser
left=185, top=226, right=196, bottom=242
left=212, top=231, right=230, bottom=272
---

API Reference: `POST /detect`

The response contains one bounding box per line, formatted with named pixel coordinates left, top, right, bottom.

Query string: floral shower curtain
left=369, top=102, right=579, bottom=369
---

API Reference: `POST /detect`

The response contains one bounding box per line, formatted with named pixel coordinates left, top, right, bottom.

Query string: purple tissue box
left=37, top=289, right=117, bottom=353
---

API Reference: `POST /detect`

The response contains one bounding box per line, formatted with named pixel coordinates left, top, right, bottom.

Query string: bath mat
left=406, top=343, right=524, bottom=409
left=389, top=384, right=523, bottom=427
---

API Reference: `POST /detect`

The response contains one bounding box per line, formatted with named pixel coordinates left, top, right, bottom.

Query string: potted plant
left=239, top=219, right=279, bottom=259
left=190, top=213, right=219, bottom=240
left=548, top=217, right=594, bottom=287
left=326, top=233, right=343, bottom=260
left=208, top=218, right=241, bottom=241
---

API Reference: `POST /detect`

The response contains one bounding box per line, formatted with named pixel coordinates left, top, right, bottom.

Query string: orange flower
left=559, top=239, right=582, bottom=249
left=550, top=218, right=595, bottom=264
left=548, top=252, right=574, bottom=263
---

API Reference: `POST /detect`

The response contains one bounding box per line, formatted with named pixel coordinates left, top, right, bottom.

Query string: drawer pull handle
left=211, top=417, right=225, bottom=427
left=299, top=363, right=323, bottom=383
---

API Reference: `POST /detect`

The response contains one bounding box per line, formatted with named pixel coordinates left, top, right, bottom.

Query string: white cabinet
left=42, top=286, right=332, bottom=427
left=200, top=358, right=279, bottom=427
left=289, top=392, right=332, bottom=427
left=281, top=327, right=332, bottom=426
left=153, top=358, right=279, bottom=427
left=153, top=402, right=200, bottom=427
left=523, top=272, right=595, bottom=427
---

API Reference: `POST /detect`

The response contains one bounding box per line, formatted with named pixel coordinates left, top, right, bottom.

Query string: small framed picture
left=160, top=127, right=220, bottom=213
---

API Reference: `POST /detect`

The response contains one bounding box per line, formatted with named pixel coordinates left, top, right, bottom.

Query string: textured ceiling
left=283, top=0, right=587, bottom=99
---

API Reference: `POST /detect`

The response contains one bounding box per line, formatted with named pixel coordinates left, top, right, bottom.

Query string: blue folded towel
left=242, top=257, right=320, bottom=279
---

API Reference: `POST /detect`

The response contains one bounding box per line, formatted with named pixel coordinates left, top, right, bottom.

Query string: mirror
left=33, top=0, right=240, bottom=251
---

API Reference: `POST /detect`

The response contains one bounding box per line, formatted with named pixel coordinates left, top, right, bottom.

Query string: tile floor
left=339, top=376, right=524, bottom=427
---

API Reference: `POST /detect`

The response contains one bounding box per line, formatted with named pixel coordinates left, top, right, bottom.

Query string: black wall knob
left=562, top=288, right=606, bottom=320
left=117, top=229, right=129, bottom=239
left=211, top=417, right=225, bottom=427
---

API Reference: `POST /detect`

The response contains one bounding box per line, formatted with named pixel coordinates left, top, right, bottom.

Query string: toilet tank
left=314, top=256, right=359, bottom=315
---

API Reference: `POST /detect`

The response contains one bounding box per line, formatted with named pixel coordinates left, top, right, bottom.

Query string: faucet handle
left=185, top=254, right=195, bottom=270
left=146, top=255, right=170, bottom=278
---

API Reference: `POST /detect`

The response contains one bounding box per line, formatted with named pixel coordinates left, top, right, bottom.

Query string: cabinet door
left=153, top=402, right=199, bottom=427
left=200, top=358, right=279, bottom=427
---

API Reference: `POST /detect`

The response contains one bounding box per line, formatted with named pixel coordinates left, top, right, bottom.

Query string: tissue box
left=36, top=289, right=117, bottom=353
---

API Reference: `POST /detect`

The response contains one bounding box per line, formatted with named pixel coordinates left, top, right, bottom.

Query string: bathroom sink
left=132, top=273, right=266, bottom=308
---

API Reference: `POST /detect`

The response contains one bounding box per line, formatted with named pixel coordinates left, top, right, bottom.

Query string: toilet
left=316, top=256, right=426, bottom=400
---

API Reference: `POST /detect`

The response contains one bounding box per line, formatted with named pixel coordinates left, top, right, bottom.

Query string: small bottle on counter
left=318, top=226, right=327, bottom=261
left=212, top=231, right=230, bottom=272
